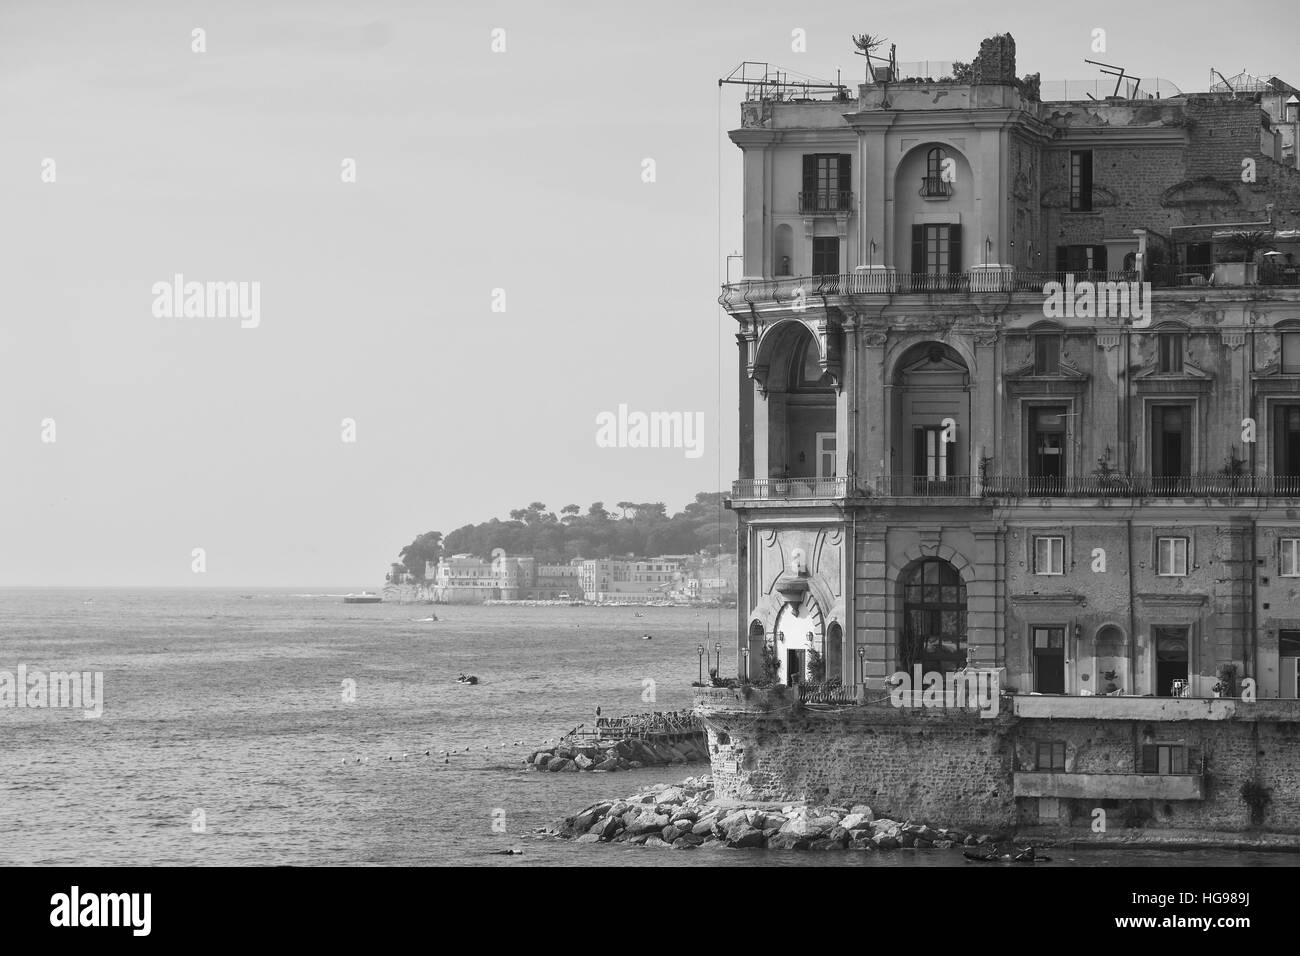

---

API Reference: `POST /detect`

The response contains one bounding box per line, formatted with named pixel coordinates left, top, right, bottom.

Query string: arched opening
left=899, top=559, right=967, bottom=674
left=826, top=622, right=843, bottom=683
left=761, top=322, right=838, bottom=490
left=923, top=147, right=950, bottom=197
left=747, top=619, right=765, bottom=681
left=774, top=602, right=822, bottom=685
left=891, top=343, right=970, bottom=495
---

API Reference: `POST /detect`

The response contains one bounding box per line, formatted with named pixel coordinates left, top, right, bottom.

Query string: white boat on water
left=344, top=592, right=382, bottom=604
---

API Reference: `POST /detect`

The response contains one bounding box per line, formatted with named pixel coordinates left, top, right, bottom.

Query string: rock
left=546, top=758, right=571, bottom=772
left=554, top=747, right=575, bottom=761
left=725, top=824, right=767, bottom=849
left=826, top=826, right=851, bottom=847
left=627, top=834, right=651, bottom=846
left=672, top=834, right=705, bottom=849
left=593, top=758, right=621, bottom=772
left=964, top=835, right=980, bottom=846
left=762, top=813, right=788, bottom=829
left=575, top=833, right=601, bottom=844
left=809, top=838, right=844, bottom=850
left=626, top=761, right=643, bottom=769
left=934, top=840, right=955, bottom=849
left=719, top=809, right=752, bottom=832
left=873, top=833, right=900, bottom=850
left=945, top=830, right=967, bottom=844
left=870, top=818, right=900, bottom=834
left=658, top=787, right=686, bottom=805
left=850, top=831, right=876, bottom=849
left=578, top=747, right=600, bottom=761
left=574, top=754, right=595, bottom=770
left=572, top=803, right=611, bottom=832
left=897, top=831, right=916, bottom=848
left=915, top=839, right=934, bottom=849
left=912, top=826, right=941, bottom=843
left=849, top=805, right=874, bottom=819
left=590, top=817, right=623, bottom=841
left=533, top=753, right=553, bottom=769
left=661, top=824, right=684, bottom=843
left=768, top=832, right=811, bottom=851
left=780, top=816, right=830, bottom=838
left=643, top=837, right=672, bottom=849
left=669, top=808, right=698, bottom=825
left=691, top=818, right=717, bottom=836
left=840, top=813, right=872, bottom=832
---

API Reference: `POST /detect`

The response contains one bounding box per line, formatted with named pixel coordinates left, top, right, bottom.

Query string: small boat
left=642, top=634, right=653, bottom=640
left=344, top=592, right=382, bottom=604
left=413, top=615, right=439, bottom=622
left=963, top=848, right=1051, bottom=863
left=456, top=674, right=479, bottom=685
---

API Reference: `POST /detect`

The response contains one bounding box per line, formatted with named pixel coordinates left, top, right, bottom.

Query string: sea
left=0, top=588, right=1293, bottom=868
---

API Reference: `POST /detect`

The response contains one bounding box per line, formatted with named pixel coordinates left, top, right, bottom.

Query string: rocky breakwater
left=526, top=735, right=709, bottom=773
left=544, top=775, right=1005, bottom=850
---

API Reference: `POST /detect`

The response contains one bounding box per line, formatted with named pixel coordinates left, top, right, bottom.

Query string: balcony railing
left=798, top=681, right=863, bottom=705
left=797, top=190, right=854, bottom=214
left=875, top=475, right=977, bottom=498
left=732, top=477, right=847, bottom=500
left=919, top=176, right=952, bottom=198
left=985, top=474, right=1300, bottom=498
left=718, top=270, right=1143, bottom=306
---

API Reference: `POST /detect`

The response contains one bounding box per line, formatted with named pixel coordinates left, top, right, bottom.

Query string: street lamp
left=742, top=647, right=750, bottom=681
left=715, top=642, right=723, bottom=676
left=697, top=644, right=704, bottom=683
left=857, top=645, right=867, bottom=686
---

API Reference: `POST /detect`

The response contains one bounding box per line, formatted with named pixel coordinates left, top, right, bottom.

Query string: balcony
left=1013, top=771, right=1204, bottom=800
left=875, top=475, right=977, bottom=498
left=984, top=474, right=1300, bottom=499
left=1013, top=695, right=1236, bottom=721
left=919, top=176, right=952, bottom=198
left=732, top=477, right=847, bottom=501
left=797, top=190, right=854, bottom=215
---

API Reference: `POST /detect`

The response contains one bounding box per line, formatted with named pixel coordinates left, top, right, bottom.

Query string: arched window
left=791, top=335, right=835, bottom=391
left=923, top=147, right=951, bottom=197
left=900, top=559, right=967, bottom=674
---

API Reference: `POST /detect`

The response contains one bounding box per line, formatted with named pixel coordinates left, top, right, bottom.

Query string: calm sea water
left=0, top=588, right=1292, bottom=868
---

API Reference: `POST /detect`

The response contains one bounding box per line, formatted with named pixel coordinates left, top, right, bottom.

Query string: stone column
left=861, top=330, right=888, bottom=491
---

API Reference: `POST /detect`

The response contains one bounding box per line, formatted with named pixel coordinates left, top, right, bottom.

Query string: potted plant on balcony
left=1215, top=229, right=1275, bottom=286
left=1092, top=446, right=1129, bottom=497
left=1215, top=450, right=1249, bottom=496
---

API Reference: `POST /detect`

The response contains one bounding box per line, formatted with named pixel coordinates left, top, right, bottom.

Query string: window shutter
left=912, top=225, right=925, bottom=274
left=945, top=427, right=957, bottom=478
left=948, top=223, right=962, bottom=273
left=1141, top=744, right=1156, bottom=774
left=1056, top=245, right=1068, bottom=273
left=1079, top=152, right=1093, bottom=207
left=1093, top=245, right=1108, bottom=272
left=913, top=426, right=925, bottom=476
left=802, top=155, right=817, bottom=194
left=838, top=154, right=851, bottom=197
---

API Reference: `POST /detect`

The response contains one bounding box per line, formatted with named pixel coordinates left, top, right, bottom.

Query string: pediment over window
left=1039, top=183, right=1119, bottom=209
left=1004, top=359, right=1089, bottom=395
left=1133, top=360, right=1211, bottom=381
left=1159, top=178, right=1241, bottom=207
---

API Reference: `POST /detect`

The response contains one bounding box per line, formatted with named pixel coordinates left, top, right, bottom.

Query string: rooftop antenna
left=1084, top=58, right=1136, bottom=98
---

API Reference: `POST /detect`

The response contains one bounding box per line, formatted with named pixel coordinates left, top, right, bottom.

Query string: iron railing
left=984, top=474, right=1300, bottom=498
left=798, top=189, right=854, bottom=214
left=564, top=710, right=703, bottom=741
left=919, top=176, right=952, bottom=198
left=798, top=682, right=863, bottom=705
left=875, top=475, right=977, bottom=497
left=732, top=477, right=848, bottom=500
left=718, top=270, right=1143, bottom=306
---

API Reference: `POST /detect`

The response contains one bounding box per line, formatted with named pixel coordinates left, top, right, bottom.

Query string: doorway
left=1154, top=626, right=1189, bottom=697
left=1032, top=626, right=1065, bottom=693
left=786, top=649, right=807, bottom=685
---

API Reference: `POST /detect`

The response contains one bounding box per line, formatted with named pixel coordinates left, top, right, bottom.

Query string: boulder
left=826, top=826, right=851, bottom=847
left=964, top=835, right=980, bottom=847
left=840, top=813, right=873, bottom=832
left=643, top=837, right=673, bottom=849
left=590, top=817, right=623, bottom=841
left=897, top=831, right=916, bottom=848
left=533, top=754, right=553, bottom=770
left=669, top=808, right=698, bottom=825
left=593, top=758, right=621, bottom=772
left=779, top=816, right=829, bottom=839
left=870, top=818, right=900, bottom=834
left=657, top=787, right=687, bottom=805
left=915, top=839, right=934, bottom=849
left=849, top=805, right=874, bottom=819
left=911, top=826, right=941, bottom=843
left=661, top=824, right=684, bottom=843
left=719, top=809, right=752, bottom=832
left=725, top=824, right=767, bottom=849
left=572, top=803, right=611, bottom=832
left=575, top=833, right=601, bottom=844
left=768, top=832, right=811, bottom=851
left=573, top=754, right=595, bottom=770
left=691, top=818, right=717, bottom=836
left=546, top=758, right=572, bottom=773
left=554, top=747, right=575, bottom=761
left=809, top=838, right=844, bottom=850
left=933, top=840, right=955, bottom=850
left=672, top=833, right=705, bottom=849
left=873, top=833, right=900, bottom=850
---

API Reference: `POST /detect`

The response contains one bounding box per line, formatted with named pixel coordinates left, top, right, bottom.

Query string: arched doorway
left=774, top=603, right=821, bottom=685
left=826, top=623, right=843, bottom=683
left=899, top=559, right=967, bottom=674
left=748, top=620, right=765, bottom=681
left=891, top=343, right=970, bottom=495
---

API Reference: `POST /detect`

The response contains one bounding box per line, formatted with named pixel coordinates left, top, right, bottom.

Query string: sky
left=2, top=0, right=1297, bottom=586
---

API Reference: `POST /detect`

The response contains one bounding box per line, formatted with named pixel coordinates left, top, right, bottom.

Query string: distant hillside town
left=383, top=494, right=737, bottom=604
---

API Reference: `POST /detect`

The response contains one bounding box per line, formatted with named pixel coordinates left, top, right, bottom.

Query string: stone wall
left=696, top=688, right=1300, bottom=840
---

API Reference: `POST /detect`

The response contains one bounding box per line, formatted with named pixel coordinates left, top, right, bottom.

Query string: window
left=1028, top=406, right=1068, bottom=485
left=1150, top=404, right=1191, bottom=478
left=1035, top=741, right=1066, bottom=771
left=901, top=559, right=967, bottom=675
left=1153, top=626, right=1190, bottom=697
left=911, top=223, right=963, bottom=281
left=922, top=147, right=951, bottom=197
left=812, top=237, right=839, bottom=276
left=1140, top=743, right=1188, bottom=774
left=1055, top=244, right=1107, bottom=274
left=1070, top=150, right=1093, bottom=212
left=1284, top=539, right=1300, bottom=577
left=1034, top=536, right=1065, bottom=575
left=913, top=424, right=956, bottom=486
left=1157, top=537, right=1188, bottom=576
left=801, top=154, right=851, bottom=213
left=1275, top=405, right=1300, bottom=481
left=1158, top=334, right=1185, bottom=373
left=1283, top=333, right=1300, bottom=374
left=1034, top=335, right=1061, bottom=374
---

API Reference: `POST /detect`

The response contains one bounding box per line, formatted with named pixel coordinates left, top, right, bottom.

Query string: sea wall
left=694, top=688, right=1300, bottom=842
left=526, top=733, right=708, bottom=772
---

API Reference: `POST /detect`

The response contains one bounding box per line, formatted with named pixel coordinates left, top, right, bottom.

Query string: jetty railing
left=562, top=710, right=703, bottom=742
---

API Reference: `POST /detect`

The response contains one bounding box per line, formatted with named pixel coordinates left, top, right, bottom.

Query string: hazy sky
left=2, top=0, right=1296, bottom=586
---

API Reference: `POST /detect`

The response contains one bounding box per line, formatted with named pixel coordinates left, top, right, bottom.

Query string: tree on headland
left=437, top=491, right=735, bottom=562
left=398, top=531, right=444, bottom=581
